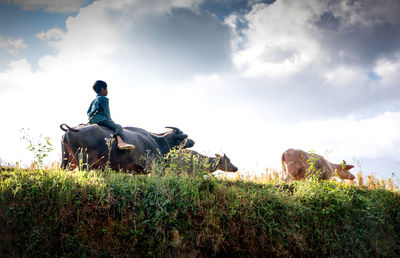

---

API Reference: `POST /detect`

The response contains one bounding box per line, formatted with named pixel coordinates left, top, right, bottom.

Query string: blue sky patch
left=367, top=70, right=382, bottom=81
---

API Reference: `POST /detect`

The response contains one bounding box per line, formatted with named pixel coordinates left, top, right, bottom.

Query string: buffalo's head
left=165, top=126, right=195, bottom=149
left=215, top=153, right=238, bottom=172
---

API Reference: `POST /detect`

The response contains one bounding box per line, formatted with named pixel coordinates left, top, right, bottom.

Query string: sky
left=1, top=0, right=400, bottom=179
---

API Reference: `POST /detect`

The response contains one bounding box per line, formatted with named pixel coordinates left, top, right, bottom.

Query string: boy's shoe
left=118, top=143, right=135, bottom=150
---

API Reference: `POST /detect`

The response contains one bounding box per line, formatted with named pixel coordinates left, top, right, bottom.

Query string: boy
left=87, top=80, right=135, bottom=150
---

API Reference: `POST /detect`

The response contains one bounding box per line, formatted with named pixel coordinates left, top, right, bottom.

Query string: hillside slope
left=1, top=168, right=399, bottom=257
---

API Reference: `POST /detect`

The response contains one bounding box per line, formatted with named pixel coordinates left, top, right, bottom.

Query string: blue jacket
left=87, top=94, right=111, bottom=124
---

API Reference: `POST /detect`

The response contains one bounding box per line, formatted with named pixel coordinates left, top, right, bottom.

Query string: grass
left=216, top=167, right=400, bottom=191
left=1, top=165, right=400, bottom=257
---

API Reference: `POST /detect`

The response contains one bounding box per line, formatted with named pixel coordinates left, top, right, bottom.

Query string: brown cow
left=282, top=149, right=355, bottom=181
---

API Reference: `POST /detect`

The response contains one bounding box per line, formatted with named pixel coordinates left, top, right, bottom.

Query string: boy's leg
left=98, top=120, right=135, bottom=150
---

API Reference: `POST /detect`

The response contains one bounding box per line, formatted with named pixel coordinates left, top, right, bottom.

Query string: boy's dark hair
left=93, top=80, right=107, bottom=94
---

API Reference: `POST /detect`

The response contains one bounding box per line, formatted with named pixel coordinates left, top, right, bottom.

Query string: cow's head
left=335, top=162, right=355, bottom=180
left=215, top=154, right=238, bottom=172
left=165, top=127, right=195, bottom=149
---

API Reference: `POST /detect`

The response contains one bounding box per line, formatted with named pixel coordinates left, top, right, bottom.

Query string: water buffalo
left=282, top=149, right=355, bottom=181
left=165, top=149, right=238, bottom=175
left=60, top=124, right=195, bottom=173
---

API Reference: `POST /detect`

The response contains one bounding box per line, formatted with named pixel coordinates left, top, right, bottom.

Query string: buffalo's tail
left=60, top=123, right=79, bottom=132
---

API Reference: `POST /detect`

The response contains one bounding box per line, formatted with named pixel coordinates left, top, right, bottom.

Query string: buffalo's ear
left=215, top=154, right=221, bottom=158
left=345, top=165, right=354, bottom=170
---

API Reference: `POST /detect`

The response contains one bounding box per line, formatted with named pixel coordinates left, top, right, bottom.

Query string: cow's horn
left=165, top=126, right=180, bottom=132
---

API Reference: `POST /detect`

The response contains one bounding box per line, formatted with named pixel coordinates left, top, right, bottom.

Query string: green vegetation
left=20, top=128, right=54, bottom=169
left=1, top=167, right=399, bottom=257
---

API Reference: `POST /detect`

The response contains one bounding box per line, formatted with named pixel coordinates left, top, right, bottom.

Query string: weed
left=20, top=128, right=54, bottom=169
left=356, top=171, right=364, bottom=187
left=164, top=149, right=213, bottom=177
left=104, top=135, right=114, bottom=173
left=77, top=148, right=89, bottom=171
left=305, top=150, right=325, bottom=180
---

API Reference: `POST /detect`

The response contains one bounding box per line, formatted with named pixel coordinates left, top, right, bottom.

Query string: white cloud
left=36, top=28, right=65, bottom=42
left=375, top=52, right=400, bottom=83
left=32, top=0, right=232, bottom=78
left=36, top=28, right=66, bottom=51
left=231, top=1, right=322, bottom=77
left=328, top=0, right=400, bottom=28
left=5, top=0, right=82, bottom=13
left=0, top=59, right=32, bottom=91
left=0, top=36, right=27, bottom=55
left=290, top=112, right=400, bottom=160
left=230, top=0, right=400, bottom=78
left=223, top=0, right=400, bottom=118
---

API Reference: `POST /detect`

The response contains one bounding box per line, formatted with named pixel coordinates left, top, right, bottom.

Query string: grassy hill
left=1, top=167, right=400, bottom=257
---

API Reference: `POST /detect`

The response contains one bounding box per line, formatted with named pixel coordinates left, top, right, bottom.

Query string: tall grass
left=215, top=168, right=399, bottom=191
left=1, top=166, right=400, bottom=257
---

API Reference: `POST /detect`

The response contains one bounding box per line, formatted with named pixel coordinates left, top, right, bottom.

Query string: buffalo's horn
left=165, top=126, right=181, bottom=132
